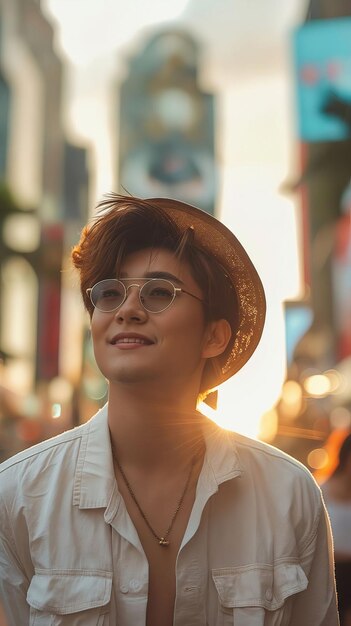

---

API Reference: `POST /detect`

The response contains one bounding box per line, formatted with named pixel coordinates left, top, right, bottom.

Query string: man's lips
left=110, top=333, right=154, bottom=346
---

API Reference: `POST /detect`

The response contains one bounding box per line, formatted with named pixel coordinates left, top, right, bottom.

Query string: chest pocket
left=27, top=571, right=112, bottom=626
left=212, top=562, right=308, bottom=626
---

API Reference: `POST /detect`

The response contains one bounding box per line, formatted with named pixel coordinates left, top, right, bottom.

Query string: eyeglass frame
left=86, top=277, right=204, bottom=313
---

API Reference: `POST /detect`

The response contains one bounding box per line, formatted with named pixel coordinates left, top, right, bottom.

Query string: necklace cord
left=112, top=450, right=196, bottom=547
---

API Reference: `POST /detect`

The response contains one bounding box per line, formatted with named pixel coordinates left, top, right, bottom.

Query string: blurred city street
left=0, top=0, right=351, bottom=474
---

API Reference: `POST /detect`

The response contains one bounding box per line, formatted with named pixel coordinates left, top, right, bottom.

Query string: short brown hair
left=72, top=194, right=239, bottom=397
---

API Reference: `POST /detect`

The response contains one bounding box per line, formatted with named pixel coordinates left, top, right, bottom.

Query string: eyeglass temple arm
left=176, top=287, right=204, bottom=303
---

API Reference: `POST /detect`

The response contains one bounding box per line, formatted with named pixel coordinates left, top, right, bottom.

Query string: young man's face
left=90, top=247, right=217, bottom=395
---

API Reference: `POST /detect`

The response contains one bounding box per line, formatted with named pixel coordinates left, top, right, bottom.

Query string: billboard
left=293, top=18, right=351, bottom=142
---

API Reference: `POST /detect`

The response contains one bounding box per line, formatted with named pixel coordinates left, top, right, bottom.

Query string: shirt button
left=265, top=588, right=273, bottom=601
left=129, top=579, right=141, bottom=592
left=120, top=584, right=129, bottom=594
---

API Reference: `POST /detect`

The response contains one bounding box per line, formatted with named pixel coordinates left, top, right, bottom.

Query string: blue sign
left=293, top=18, right=351, bottom=142
left=285, top=305, right=313, bottom=365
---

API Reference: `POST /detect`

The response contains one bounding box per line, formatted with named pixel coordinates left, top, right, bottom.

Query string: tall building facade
left=0, top=0, right=89, bottom=454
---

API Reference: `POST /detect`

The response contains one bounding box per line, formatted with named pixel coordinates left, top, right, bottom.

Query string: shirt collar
left=73, top=404, right=116, bottom=509
left=73, top=404, right=243, bottom=510
left=201, top=418, right=243, bottom=486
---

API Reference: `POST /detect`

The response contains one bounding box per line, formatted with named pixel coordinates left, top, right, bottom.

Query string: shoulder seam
left=0, top=427, right=85, bottom=474
left=233, top=436, right=313, bottom=477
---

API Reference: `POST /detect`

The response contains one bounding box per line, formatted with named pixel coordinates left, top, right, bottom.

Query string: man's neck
left=107, top=383, right=205, bottom=471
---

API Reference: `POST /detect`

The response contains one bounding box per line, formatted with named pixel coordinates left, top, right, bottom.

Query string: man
left=0, top=195, right=339, bottom=625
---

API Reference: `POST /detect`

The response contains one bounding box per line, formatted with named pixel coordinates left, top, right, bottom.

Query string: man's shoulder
left=233, top=430, right=305, bottom=465
left=224, top=430, right=324, bottom=532
left=230, top=429, right=320, bottom=490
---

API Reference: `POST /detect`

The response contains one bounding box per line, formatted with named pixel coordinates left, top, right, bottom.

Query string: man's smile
left=109, top=332, right=154, bottom=347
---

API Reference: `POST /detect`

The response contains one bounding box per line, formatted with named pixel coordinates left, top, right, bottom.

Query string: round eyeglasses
left=86, top=278, right=204, bottom=313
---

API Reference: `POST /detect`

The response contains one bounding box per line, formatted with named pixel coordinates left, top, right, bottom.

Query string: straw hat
left=149, top=197, right=266, bottom=386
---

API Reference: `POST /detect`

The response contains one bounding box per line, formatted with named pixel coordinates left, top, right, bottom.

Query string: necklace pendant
left=159, top=537, right=170, bottom=546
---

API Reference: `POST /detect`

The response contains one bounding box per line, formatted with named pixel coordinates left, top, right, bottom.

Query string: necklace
left=113, top=451, right=196, bottom=547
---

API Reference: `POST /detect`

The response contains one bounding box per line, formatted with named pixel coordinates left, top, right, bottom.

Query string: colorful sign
left=293, top=18, right=351, bottom=141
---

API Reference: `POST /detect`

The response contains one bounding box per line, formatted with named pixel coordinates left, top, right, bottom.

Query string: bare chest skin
left=114, top=457, right=203, bottom=626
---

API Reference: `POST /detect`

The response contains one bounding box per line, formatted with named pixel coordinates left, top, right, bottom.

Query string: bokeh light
left=51, top=403, right=62, bottom=419
left=2, top=214, right=40, bottom=253
left=280, top=380, right=303, bottom=419
left=303, top=374, right=332, bottom=397
left=258, top=408, right=279, bottom=442
left=324, top=369, right=343, bottom=393
left=307, top=447, right=329, bottom=470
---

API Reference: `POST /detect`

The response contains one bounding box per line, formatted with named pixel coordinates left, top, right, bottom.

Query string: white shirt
left=0, top=404, right=339, bottom=625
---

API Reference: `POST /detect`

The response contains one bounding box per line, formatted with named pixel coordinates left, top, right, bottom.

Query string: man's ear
left=202, top=319, right=232, bottom=359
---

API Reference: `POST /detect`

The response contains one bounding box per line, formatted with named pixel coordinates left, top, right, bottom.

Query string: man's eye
left=101, top=289, right=121, bottom=299
left=149, top=287, right=173, bottom=298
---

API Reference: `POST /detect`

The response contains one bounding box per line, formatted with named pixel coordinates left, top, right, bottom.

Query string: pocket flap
left=27, top=570, right=112, bottom=614
left=212, top=562, right=308, bottom=611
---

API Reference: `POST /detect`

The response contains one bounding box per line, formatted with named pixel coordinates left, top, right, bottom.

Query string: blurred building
left=276, top=0, right=351, bottom=467
left=118, top=30, right=217, bottom=216
left=0, top=0, right=89, bottom=455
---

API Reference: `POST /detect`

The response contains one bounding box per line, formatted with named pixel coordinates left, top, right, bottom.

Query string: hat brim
left=149, top=197, right=266, bottom=387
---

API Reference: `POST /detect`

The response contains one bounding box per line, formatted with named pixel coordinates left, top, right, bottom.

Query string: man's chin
left=107, top=368, right=156, bottom=386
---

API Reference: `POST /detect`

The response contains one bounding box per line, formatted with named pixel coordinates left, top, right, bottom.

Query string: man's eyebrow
left=119, top=271, right=184, bottom=285
left=145, top=271, right=184, bottom=285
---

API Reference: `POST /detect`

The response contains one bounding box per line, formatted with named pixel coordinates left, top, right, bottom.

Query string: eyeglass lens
left=90, top=279, right=176, bottom=313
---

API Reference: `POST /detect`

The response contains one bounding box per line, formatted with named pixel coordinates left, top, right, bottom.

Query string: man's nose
left=115, top=285, right=147, bottom=321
